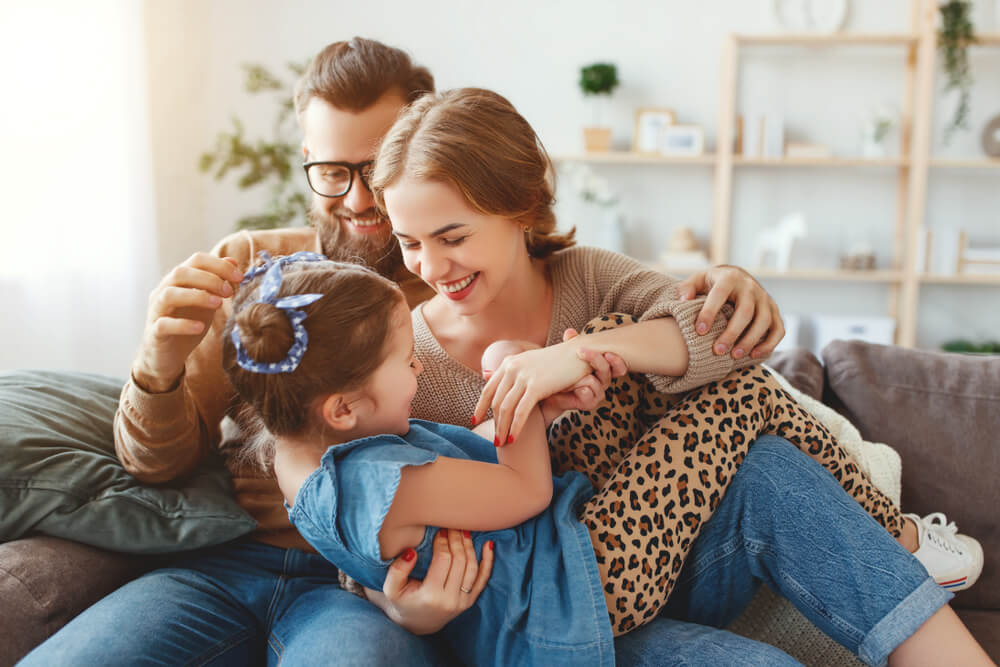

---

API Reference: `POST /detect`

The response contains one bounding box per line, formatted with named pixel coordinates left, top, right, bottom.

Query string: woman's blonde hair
left=370, top=88, right=575, bottom=259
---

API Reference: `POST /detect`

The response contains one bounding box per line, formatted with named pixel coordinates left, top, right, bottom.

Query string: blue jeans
left=614, top=436, right=951, bottom=667
left=18, top=539, right=454, bottom=666
left=22, top=437, right=948, bottom=666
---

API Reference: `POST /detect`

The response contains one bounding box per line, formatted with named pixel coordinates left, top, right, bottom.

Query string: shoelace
left=922, top=512, right=963, bottom=555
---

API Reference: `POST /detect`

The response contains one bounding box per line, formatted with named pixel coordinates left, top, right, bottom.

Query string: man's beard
left=308, top=205, right=405, bottom=279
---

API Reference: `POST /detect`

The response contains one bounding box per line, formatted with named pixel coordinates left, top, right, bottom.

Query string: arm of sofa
left=0, top=536, right=147, bottom=666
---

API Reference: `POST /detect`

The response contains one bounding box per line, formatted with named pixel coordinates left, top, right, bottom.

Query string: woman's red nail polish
left=403, top=548, right=416, bottom=562
left=438, top=529, right=447, bottom=539
left=488, top=540, right=495, bottom=552
left=471, top=415, right=479, bottom=425
left=506, top=435, right=514, bottom=444
left=463, top=530, right=471, bottom=539
left=494, top=436, right=500, bottom=447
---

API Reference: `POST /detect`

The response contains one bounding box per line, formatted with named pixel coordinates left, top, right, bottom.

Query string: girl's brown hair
left=222, top=259, right=403, bottom=465
left=370, top=88, right=575, bottom=259
left=294, top=37, right=434, bottom=115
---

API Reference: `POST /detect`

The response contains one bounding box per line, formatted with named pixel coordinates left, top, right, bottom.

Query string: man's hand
left=132, top=253, right=243, bottom=393
left=678, top=265, right=784, bottom=360
left=366, top=528, right=494, bottom=635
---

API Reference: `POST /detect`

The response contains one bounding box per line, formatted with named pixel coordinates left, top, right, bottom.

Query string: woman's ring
left=460, top=586, right=472, bottom=594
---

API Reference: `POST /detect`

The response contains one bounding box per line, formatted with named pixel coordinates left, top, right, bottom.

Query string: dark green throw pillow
left=0, top=370, right=256, bottom=553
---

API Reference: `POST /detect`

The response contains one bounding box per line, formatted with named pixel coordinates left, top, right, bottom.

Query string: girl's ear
left=317, top=393, right=358, bottom=431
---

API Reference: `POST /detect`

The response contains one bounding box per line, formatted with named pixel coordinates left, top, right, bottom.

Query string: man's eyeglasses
left=303, top=160, right=373, bottom=198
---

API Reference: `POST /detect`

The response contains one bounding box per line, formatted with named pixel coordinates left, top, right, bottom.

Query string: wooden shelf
left=920, top=273, right=1000, bottom=285
left=552, top=152, right=716, bottom=166
left=734, top=33, right=918, bottom=47
left=750, top=268, right=903, bottom=282
left=972, top=32, right=1000, bottom=46
left=928, top=158, right=1000, bottom=169
left=735, top=156, right=910, bottom=168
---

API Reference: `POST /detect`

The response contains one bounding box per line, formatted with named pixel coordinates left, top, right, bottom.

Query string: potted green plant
left=200, top=61, right=310, bottom=230
left=938, top=0, right=977, bottom=143
left=578, top=62, right=619, bottom=152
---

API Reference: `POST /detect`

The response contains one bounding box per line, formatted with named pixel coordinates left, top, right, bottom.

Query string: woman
left=366, top=87, right=990, bottom=665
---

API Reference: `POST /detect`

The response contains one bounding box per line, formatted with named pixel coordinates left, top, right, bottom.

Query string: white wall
left=0, top=0, right=157, bottom=376
left=145, top=0, right=1000, bottom=351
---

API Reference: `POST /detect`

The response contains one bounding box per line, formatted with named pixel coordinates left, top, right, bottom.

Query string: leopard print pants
left=547, top=314, right=904, bottom=637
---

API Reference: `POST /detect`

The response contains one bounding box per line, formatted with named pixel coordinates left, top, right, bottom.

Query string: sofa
left=1, top=341, right=997, bottom=666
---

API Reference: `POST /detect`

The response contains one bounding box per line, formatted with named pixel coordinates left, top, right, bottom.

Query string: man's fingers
left=677, top=272, right=707, bottom=302
left=151, top=317, right=206, bottom=338
left=751, top=311, right=786, bottom=358
left=714, top=300, right=754, bottom=355
left=696, top=283, right=732, bottom=337
left=183, top=252, right=243, bottom=284
left=731, top=301, right=772, bottom=359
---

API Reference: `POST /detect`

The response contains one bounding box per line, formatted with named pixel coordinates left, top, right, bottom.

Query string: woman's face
left=385, top=177, right=528, bottom=316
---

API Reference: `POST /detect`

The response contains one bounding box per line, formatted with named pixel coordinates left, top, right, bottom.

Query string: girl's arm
left=476, top=318, right=690, bottom=446
left=378, top=407, right=551, bottom=560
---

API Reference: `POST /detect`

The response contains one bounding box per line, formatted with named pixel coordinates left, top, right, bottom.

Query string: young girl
left=222, top=252, right=988, bottom=667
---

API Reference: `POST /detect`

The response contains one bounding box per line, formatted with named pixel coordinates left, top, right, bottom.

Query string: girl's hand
left=367, top=528, right=494, bottom=635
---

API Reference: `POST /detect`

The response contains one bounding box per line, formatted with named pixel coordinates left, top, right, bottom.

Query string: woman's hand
left=365, top=528, right=494, bottom=636
left=677, top=265, right=784, bottom=360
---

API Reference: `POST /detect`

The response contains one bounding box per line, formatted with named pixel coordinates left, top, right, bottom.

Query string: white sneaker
left=906, top=512, right=984, bottom=592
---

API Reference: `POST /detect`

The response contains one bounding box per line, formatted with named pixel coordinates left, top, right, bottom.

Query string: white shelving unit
left=554, top=0, right=1000, bottom=348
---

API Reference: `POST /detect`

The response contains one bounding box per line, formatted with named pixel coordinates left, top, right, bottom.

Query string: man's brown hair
left=294, top=37, right=434, bottom=114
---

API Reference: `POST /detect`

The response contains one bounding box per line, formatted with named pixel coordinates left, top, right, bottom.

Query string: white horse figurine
left=755, top=213, right=807, bottom=271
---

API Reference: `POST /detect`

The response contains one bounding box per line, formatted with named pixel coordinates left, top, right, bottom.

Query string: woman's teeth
left=441, top=273, right=478, bottom=293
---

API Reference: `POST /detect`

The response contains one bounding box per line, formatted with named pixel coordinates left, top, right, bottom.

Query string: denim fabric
left=658, top=436, right=951, bottom=667
left=290, top=420, right=615, bottom=667
left=17, top=539, right=452, bottom=666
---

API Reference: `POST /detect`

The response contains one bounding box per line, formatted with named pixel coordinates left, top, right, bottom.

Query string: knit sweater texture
left=411, top=245, right=756, bottom=426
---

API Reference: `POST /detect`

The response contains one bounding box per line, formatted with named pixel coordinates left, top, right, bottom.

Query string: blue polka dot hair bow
left=231, top=251, right=328, bottom=374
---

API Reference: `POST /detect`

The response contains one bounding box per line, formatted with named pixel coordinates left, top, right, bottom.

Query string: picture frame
left=660, top=124, right=705, bottom=156
left=633, top=108, right=676, bottom=154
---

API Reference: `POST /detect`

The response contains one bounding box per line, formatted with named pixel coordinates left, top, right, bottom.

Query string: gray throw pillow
left=0, top=370, right=256, bottom=553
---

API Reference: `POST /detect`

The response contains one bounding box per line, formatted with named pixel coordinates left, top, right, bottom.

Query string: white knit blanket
left=724, top=366, right=902, bottom=665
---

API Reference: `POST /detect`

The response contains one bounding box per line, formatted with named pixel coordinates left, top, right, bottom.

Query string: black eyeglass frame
left=302, top=159, right=374, bottom=198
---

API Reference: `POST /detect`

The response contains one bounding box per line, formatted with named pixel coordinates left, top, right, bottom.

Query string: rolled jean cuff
left=858, top=577, right=953, bottom=667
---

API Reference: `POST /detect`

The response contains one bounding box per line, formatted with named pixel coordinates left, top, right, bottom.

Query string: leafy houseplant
left=578, top=62, right=619, bottom=152
left=938, top=0, right=976, bottom=143
left=200, top=62, right=310, bottom=231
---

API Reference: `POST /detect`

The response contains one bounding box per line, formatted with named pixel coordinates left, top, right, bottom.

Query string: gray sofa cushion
left=0, top=536, right=147, bottom=666
left=766, top=348, right=825, bottom=401
left=0, top=370, right=256, bottom=553
left=822, top=341, right=1000, bottom=612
